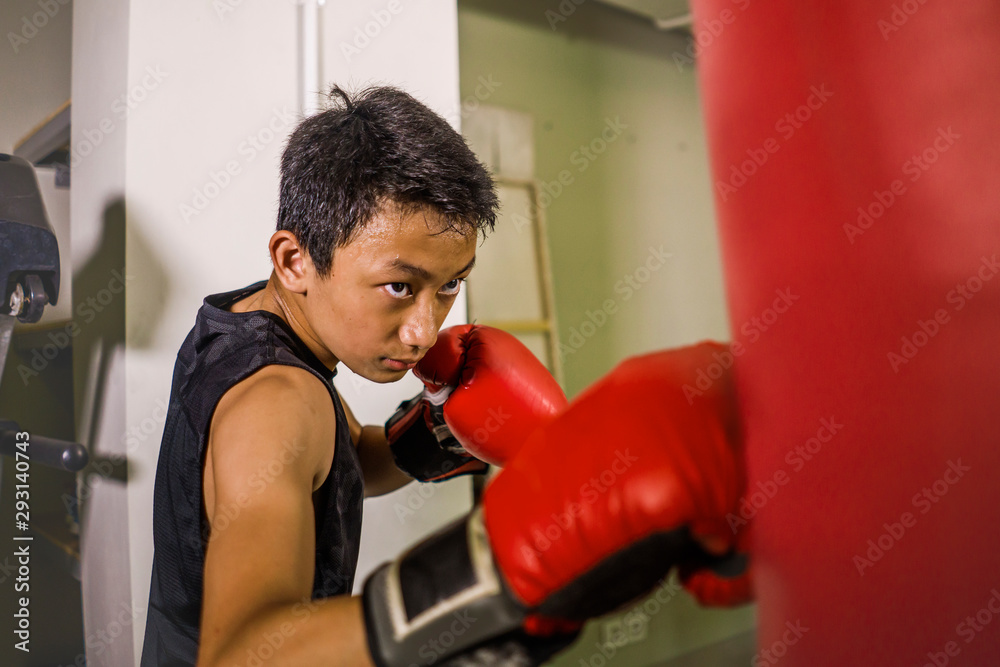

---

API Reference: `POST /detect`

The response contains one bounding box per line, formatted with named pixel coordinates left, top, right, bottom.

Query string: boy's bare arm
left=338, top=396, right=414, bottom=498
left=197, top=365, right=375, bottom=667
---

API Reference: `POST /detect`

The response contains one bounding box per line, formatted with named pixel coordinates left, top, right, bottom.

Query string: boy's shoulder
left=203, top=344, right=340, bottom=489
left=171, top=281, right=338, bottom=438
left=212, top=362, right=334, bottom=438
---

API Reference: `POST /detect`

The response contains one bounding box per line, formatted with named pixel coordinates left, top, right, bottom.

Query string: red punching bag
left=691, top=0, right=1000, bottom=664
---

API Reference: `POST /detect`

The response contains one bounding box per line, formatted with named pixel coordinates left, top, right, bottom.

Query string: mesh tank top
left=140, top=281, right=364, bottom=666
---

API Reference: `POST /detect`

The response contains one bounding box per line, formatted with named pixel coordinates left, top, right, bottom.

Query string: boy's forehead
left=340, top=204, right=476, bottom=270
left=376, top=201, right=455, bottom=233
left=366, top=203, right=473, bottom=244
left=376, top=253, right=477, bottom=281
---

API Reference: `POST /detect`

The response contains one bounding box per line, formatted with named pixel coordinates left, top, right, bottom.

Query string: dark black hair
left=277, top=84, right=499, bottom=276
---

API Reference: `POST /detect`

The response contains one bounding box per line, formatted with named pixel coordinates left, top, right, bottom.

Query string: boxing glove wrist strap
left=362, top=507, right=527, bottom=667
left=385, top=390, right=488, bottom=483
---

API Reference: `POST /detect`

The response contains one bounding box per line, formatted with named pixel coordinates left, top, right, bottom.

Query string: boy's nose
left=399, top=304, right=438, bottom=351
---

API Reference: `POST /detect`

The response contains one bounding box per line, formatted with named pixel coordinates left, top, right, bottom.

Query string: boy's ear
left=270, top=230, right=311, bottom=294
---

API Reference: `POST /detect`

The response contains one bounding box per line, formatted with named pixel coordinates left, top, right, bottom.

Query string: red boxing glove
left=364, top=343, right=750, bottom=667
left=415, top=324, right=567, bottom=467
left=485, top=342, right=750, bottom=613
left=678, top=522, right=753, bottom=606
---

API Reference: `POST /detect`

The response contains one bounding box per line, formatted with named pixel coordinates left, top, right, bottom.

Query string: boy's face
left=302, top=205, right=477, bottom=383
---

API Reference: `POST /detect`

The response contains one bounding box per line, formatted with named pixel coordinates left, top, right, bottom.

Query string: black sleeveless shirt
left=140, top=281, right=364, bottom=666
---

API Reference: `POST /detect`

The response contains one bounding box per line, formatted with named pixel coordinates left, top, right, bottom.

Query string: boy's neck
left=231, top=273, right=340, bottom=371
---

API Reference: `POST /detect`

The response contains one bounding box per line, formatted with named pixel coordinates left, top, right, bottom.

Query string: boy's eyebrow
left=385, top=256, right=476, bottom=279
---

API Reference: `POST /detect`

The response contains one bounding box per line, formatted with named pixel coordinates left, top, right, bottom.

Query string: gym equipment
left=0, top=153, right=87, bottom=472
left=692, top=0, right=1000, bottom=663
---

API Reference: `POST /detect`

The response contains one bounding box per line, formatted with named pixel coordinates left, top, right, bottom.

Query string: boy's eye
left=440, top=278, right=464, bottom=296
left=385, top=283, right=411, bottom=298
left=384, top=279, right=464, bottom=299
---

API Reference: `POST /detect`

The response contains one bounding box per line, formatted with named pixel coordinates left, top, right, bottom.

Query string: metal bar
left=12, top=100, right=71, bottom=164
left=0, top=424, right=89, bottom=472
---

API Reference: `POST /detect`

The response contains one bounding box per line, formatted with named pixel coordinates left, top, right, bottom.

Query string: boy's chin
left=372, top=369, right=408, bottom=383
left=345, top=362, right=409, bottom=384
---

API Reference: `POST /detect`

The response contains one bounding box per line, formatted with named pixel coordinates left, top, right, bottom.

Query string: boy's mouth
left=384, top=357, right=418, bottom=371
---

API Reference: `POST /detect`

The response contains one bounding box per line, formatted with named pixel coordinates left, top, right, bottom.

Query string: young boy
left=140, top=84, right=749, bottom=667
left=140, top=85, right=508, bottom=666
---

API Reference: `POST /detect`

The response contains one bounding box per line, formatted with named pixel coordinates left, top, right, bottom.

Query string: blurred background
left=0, top=0, right=752, bottom=664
